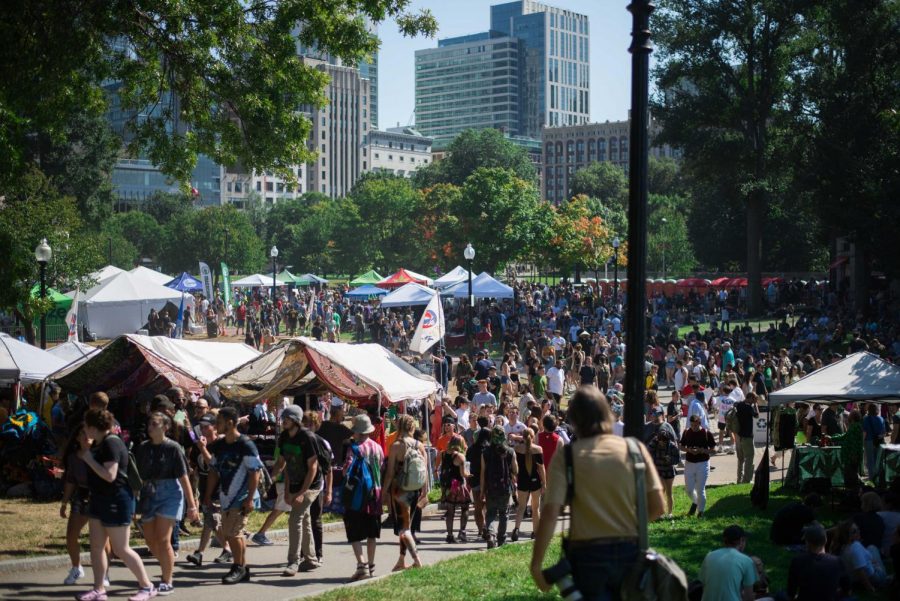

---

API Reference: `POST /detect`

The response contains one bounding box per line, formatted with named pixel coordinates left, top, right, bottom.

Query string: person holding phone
left=680, top=414, right=717, bottom=518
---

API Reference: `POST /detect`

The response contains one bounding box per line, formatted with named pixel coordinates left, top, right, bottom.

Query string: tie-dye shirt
left=343, top=438, right=384, bottom=515
left=209, top=435, right=263, bottom=510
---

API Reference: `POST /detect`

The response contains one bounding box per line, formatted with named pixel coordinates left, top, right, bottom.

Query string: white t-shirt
left=455, top=408, right=470, bottom=429
left=611, top=316, right=622, bottom=333
left=613, top=420, right=625, bottom=437
left=551, top=336, right=566, bottom=353
left=728, top=387, right=745, bottom=404
left=673, top=367, right=688, bottom=392
left=505, top=421, right=527, bottom=440
left=717, top=395, right=735, bottom=424
left=547, top=367, right=565, bottom=395
left=472, top=391, right=497, bottom=409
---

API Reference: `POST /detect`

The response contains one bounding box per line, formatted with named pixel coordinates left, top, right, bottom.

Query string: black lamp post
left=270, top=245, right=278, bottom=301
left=612, top=236, right=621, bottom=307
left=624, top=0, right=655, bottom=439
left=34, top=238, right=52, bottom=349
left=464, top=243, right=475, bottom=350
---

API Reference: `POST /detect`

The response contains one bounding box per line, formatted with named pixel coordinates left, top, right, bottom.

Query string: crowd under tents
left=350, top=270, right=383, bottom=287
left=0, top=334, right=70, bottom=385
left=380, top=282, right=436, bottom=308
left=129, top=266, right=173, bottom=286
left=433, top=266, right=469, bottom=289
left=769, top=352, right=900, bottom=406
left=79, top=271, right=194, bottom=340
left=213, top=337, right=440, bottom=407
left=448, top=271, right=514, bottom=300
left=49, top=334, right=260, bottom=400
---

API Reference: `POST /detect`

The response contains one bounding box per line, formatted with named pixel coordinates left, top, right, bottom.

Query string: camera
left=542, top=557, right=583, bottom=601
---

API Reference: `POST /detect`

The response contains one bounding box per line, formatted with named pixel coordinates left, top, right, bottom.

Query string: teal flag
left=221, top=262, right=232, bottom=306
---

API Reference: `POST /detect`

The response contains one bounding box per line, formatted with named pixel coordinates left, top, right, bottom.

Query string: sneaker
left=510, top=528, right=519, bottom=542
left=486, top=539, right=496, bottom=550
left=457, top=530, right=468, bottom=543
left=251, top=532, right=274, bottom=546
left=282, top=562, right=299, bottom=577
left=445, top=533, right=455, bottom=543
left=157, top=583, right=174, bottom=596
left=299, top=558, right=319, bottom=572
left=102, top=576, right=110, bottom=588
left=186, top=551, right=202, bottom=567
left=127, top=586, right=157, bottom=601
left=75, top=590, right=108, bottom=601
left=65, top=566, right=85, bottom=585
left=213, top=551, right=233, bottom=564
left=687, top=503, right=697, bottom=516
left=222, top=565, right=249, bottom=585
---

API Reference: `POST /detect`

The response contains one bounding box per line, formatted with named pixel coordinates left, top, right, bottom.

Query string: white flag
left=65, top=288, right=80, bottom=342
left=409, top=291, right=444, bottom=354
left=198, top=262, right=214, bottom=301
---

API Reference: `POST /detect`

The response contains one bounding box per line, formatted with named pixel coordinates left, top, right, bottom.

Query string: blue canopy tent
left=165, top=272, right=203, bottom=293
left=345, top=284, right=389, bottom=299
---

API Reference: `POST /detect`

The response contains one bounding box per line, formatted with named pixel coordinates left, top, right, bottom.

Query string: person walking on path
left=342, top=414, right=384, bottom=582
left=134, top=411, right=199, bottom=595
left=439, top=434, right=471, bottom=543
left=278, top=405, right=322, bottom=577
left=735, top=392, right=760, bottom=484
left=382, top=414, right=427, bottom=571
left=203, top=407, right=263, bottom=585
left=481, top=425, right=518, bottom=549
left=79, top=409, right=156, bottom=601
left=680, top=413, right=717, bottom=518
left=511, top=427, right=544, bottom=542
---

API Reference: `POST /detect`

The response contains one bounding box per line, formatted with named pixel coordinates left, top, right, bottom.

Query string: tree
left=346, top=173, right=421, bottom=272
left=647, top=198, right=696, bottom=278
left=101, top=211, right=163, bottom=265
left=0, top=168, right=103, bottom=343
left=412, top=129, right=537, bottom=188
left=415, top=183, right=462, bottom=268
left=569, top=162, right=628, bottom=210
left=142, top=191, right=193, bottom=226
left=549, top=195, right=613, bottom=279
left=0, top=1, right=437, bottom=185
left=653, top=0, right=808, bottom=314
left=648, top=156, right=685, bottom=196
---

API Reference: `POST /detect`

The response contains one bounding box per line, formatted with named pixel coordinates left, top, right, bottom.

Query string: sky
left=377, top=0, right=634, bottom=131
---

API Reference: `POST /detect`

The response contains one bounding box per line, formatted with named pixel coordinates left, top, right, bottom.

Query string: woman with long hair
left=511, top=427, right=545, bottom=541
left=665, top=345, right=677, bottom=386
left=500, top=353, right=514, bottom=398
left=78, top=409, right=155, bottom=601
left=455, top=354, right=474, bottom=395
left=440, top=435, right=471, bottom=543
left=382, top=414, right=426, bottom=572
left=646, top=426, right=680, bottom=518
left=134, top=411, right=199, bottom=595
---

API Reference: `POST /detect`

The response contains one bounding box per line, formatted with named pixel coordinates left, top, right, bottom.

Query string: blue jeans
left=565, top=541, right=639, bottom=601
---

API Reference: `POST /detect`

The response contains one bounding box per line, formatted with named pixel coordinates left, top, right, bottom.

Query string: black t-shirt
left=135, top=439, right=188, bottom=481
left=278, top=428, right=323, bottom=492
left=317, top=420, right=353, bottom=466
left=735, top=401, right=758, bottom=438
left=853, top=511, right=885, bottom=550
left=821, top=408, right=841, bottom=436
left=89, top=434, right=130, bottom=496
left=579, top=365, right=596, bottom=384
left=787, top=552, right=846, bottom=601
left=770, top=502, right=815, bottom=545
left=680, top=428, right=715, bottom=463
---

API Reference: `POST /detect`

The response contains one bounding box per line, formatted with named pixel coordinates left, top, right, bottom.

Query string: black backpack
left=484, top=446, right=513, bottom=498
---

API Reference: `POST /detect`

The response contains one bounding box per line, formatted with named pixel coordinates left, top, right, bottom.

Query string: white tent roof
left=232, top=273, right=287, bottom=287
left=83, top=271, right=185, bottom=305
left=451, top=272, right=514, bottom=299
left=214, top=337, right=439, bottom=405
left=380, top=282, right=436, bottom=307
left=0, top=334, right=71, bottom=383
left=433, top=265, right=469, bottom=289
left=47, top=341, right=102, bottom=368
left=129, top=266, right=172, bottom=286
left=124, top=335, right=260, bottom=385
left=92, top=265, right=125, bottom=283
left=769, top=352, right=900, bottom=405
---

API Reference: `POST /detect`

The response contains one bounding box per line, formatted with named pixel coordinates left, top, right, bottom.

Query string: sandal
left=392, top=560, right=407, bottom=572
left=368, top=563, right=376, bottom=578
left=349, top=563, right=369, bottom=582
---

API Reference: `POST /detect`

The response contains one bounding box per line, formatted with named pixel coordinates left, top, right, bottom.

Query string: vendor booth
left=232, top=273, right=287, bottom=287
left=449, top=272, right=514, bottom=300
left=349, top=270, right=384, bottom=287
left=213, top=337, right=440, bottom=407
left=344, top=284, right=389, bottom=299
left=380, top=282, right=436, bottom=308
left=433, top=266, right=469, bottom=289
left=0, top=334, right=70, bottom=384
left=377, top=269, right=434, bottom=289
left=129, top=266, right=173, bottom=286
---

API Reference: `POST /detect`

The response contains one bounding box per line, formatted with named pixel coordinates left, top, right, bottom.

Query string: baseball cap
left=198, top=414, right=216, bottom=427
left=331, top=396, right=345, bottom=408
left=723, top=525, right=748, bottom=543
left=442, top=415, right=456, bottom=425
left=801, top=522, right=826, bottom=546
left=281, top=405, right=303, bottom=425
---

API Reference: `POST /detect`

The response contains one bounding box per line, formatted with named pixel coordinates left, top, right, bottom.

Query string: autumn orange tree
left=549, top=195, right=615, bottom=279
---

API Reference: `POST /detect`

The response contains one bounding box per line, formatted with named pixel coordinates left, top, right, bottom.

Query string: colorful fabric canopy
left=377, top=268, right=434, bottom=289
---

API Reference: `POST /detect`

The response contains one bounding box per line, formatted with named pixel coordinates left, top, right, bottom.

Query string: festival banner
left=198, top=262, right=214, bottom=300
left=409, top=291, right=444, bottom=354
left=221, top=262, right=232, bottom=306
left=175, top=293, right=185, bottom=338
left=65, top=288, right=79, bottom=342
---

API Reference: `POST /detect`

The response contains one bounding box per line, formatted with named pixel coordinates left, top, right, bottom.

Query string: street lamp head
left=34, top=238, right=52, bottom=264
left=661, top=217, right=668, bottom=224
left=612, top=237, right=620, bottom=249
left=270, top=245, right=279, bottom=259
left=463, top=243, right=475, bottom=261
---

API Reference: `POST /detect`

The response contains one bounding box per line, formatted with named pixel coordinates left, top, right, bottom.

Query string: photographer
left=530, top=386, right=665, bottom=599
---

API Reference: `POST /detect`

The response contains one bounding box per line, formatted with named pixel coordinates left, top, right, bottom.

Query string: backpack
left=107, top=435, right=142, bottom=494
left=484, top=446, right=513, bottom=499
left=343, top=443, right=377, bottom=512
left=312, top=432, right=332, bottom=474
left=400, top=439, right=427, bottom=492
left=725, top=406, right=740, bottom=434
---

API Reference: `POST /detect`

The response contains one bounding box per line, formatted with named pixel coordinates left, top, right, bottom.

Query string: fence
left=0, top=324, right=70, bottom=344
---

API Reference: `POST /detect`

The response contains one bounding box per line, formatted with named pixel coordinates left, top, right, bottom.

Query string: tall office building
left=415, top=0, right=588, bottom=148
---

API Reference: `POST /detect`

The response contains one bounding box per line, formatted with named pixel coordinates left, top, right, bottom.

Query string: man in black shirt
left=786, top=522, right=849, bottom=601
left=316, top=396, right=353, bottom=466
left=770, top=494, right=821, bottom=547
left=821, top=405, right=842, bottom=436
left=735, top=392, right=759, bottom=484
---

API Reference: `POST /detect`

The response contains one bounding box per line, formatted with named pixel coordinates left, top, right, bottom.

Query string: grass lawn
left=677, top=318, right=777, bottom=338
left=304, top=483, right=877, bottom=601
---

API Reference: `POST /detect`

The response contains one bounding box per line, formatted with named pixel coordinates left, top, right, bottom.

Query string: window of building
left=321, top=131, right=326, bottom=139
left=375, top=153, right=380, bottom=159
left=363, top=161, right=367, bottom=169
left=619, top=136, right=628, bottom=161
left=598, top=138, right=607, bottom=161
left=321, top=157, right=326, bottom=165
left=388, top=141, right=393, bottom=148
left=256, top=181, right=261, bottom=192
left=235, top=182, right=242, bottom=193
left=322, top=171, right=326, bottom=179
left=265, top=181, right=273, bottom=192
left=424, top=159, right=428, bottom=164
left=276, top=182, right=284, bottom=192
left=388, top=155, right=393, bottom=160
left=266, top=197, right=273, bottom=204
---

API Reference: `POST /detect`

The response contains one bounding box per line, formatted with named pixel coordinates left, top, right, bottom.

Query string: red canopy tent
left=376, top=268, right=434, bottom=289
left=710, top=277, right=730, bottom=287
left=761, top=277, right=783, bottom=286
left=676, top=278, right=710, bottom=288
left=726, top=277, right=748, bottom=288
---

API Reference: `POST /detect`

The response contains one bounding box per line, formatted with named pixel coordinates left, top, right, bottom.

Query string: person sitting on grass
left=698, top=525, right=757, bottom=601
left=769, top=494, right=821, bottom=549
left=784, top=522, right=850, bottom=601
left=829, top=519, right=887, bottom=594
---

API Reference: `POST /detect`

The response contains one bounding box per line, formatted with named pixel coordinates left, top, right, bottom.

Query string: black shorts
left=89, top=488, right=135, bottom=528
left=343, top=510, right=382, bottom=543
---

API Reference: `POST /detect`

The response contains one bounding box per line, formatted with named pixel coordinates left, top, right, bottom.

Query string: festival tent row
left=79, top=271, right=195, bottom=340
left=448, top=272, right=514, bottom=300
left=49, top=334, right=260, bottom=400
left=232, top=273, right=287, bottom=287
left=344, top=284, right=389, bottom=299
left=349, top=270, right=383, bottom=287
left=377, top=268, right=433, bottom=289
left=769, top=352, right=900, bottom=406
left=213, top=337, right=440, bottom=407
left=433, top=265, right=469, bottom=289
left=380, top=283, right=435, bottom=308
left=0, top=334, right=71, bottom=384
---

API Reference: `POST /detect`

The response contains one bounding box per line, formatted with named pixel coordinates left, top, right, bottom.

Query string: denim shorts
left=70, top=487, right=91, bottom=516
left=565, top=541, right=639, bottom=601
left=140, top=479, right=184, bottom=523
left=89, top=487, right=135, bottom=528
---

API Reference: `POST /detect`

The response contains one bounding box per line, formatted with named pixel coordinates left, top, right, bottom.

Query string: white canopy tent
left=769, top=352, right=900, bottom=405
left=129, top=266, right=173, bottom=286
left=0, top=334, right=71, bottom=384
left=46, top=341, right=101, bottom=369
left=433, top=265, right=469, bottom=289
left=79, top=271, right=195, bottom=339
left=213, top=337, right=439, bottom=406
left=232, top=273, right=287, bottom=287
left=450, top=272, right=514, bottom=300
left=380, top=282, right=436, bottom=308
left=65, top=265, right=124, bottom=298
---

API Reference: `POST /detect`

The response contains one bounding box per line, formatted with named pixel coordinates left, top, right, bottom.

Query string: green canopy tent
left=26, top=285, right=73, bottom=342
left=277, top=269, right=300, bottom=285
left=294, top=273, right=328, bottom=287
left=350, top=270, right=383, bottom=287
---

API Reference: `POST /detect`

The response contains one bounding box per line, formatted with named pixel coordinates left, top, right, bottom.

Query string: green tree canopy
left=346, top=173, right=421, bottom=272
left=101, top=211, right=164, bottom=266
left=569, top=162, right=628, bottom=210
left=413, top=129, right=536, bottom=188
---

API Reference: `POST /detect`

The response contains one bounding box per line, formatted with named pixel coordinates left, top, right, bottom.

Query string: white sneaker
left=103, top=575, right=110, bottom=588
left=64, top=566, right=85, bottom=585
